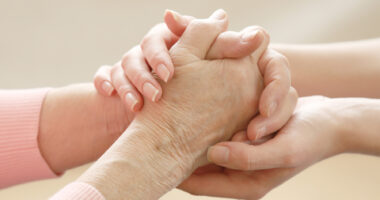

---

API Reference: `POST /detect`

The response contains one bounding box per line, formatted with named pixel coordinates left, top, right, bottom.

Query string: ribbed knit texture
left=0, top=88, right=57, bottom=188
left=50, top=182, right=105, bottom=200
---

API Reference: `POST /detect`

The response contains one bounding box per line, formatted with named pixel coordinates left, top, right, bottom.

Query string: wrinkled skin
left=132, top=13, right=268, bottom=174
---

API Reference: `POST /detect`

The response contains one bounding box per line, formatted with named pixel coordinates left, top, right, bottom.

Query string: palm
left=179, top=96, right=338, bottom=199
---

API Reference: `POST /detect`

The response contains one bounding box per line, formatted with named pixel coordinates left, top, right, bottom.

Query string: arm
left=272, top=39, right=380, bottom=97
left=53, top=10, right=268, bottom=199
left=94, top=10, right=298, bottom=141
left=76, top=121, right=190, bottom=200
left=181, top=96, right=380, bottom=199
left=0, top=83, right=129, bottom=188
left=39, top=83, right=131, bottom=174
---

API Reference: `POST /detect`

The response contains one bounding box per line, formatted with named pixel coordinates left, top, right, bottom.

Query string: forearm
left=38, top=83, right=131, bottom=173
left=272, top=38, right=380, bottom=97
left=77, top=120, right=188, bottom=200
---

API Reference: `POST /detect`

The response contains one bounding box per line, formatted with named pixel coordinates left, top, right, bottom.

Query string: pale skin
left=38, top=9, right=295, bottom=175
left=94, top=9, right=297, bottom=143
left=36, top=9, right=380, bottom=200
left=78, top=10, right=274, bottom=199
left=93, top=10, right=380, bottom=200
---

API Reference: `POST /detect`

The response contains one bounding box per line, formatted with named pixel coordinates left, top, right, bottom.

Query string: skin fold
left=77, top=10, right=271, bottom=199
left=37, top=9, right=380, bottom=200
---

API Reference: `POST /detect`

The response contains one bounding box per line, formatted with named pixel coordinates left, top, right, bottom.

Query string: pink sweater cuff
left=50, top=182, right=105, bottom=200
left=0, top=88, right=58, bottom=188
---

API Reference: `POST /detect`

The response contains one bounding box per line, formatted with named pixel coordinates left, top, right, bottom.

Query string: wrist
left=333, top=98, right=380, bottom=155
left=78, top=120, right=188, bottom=199
left=38, top=83, right=131, bottom=173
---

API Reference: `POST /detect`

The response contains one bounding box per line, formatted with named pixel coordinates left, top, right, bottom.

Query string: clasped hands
left=87, top=9, right=344, bottom=200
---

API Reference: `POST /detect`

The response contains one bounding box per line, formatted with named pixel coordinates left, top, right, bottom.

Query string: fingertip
left=164, top=9, right=188, bottom=36
left=142, top=82, right=162, bottom=102
left=207, top=145, right=230, bottom=164
left=156, top=63, right=172, bottom=82
left=124, top=92, right=139, bottom=112
left=209, top=9, right=227, bottom=20
left=241, top=28, right=262, bottom=44
left=247, top=119, right=265, bottom=141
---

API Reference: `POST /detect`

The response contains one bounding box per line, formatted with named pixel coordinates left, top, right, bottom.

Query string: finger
left=258, top=49, right=292, bottom=117
left=164, top=9, right=194, bottom=36
left=121, top=46, right=162, bottom=102
left=193, top=164, right=222, bottom=174
left=140, top=23, right=178, bottom=82
left=110, top=63, right=143, bottom=112
left=248, top=26, right=270, bottom=63
left=231, top=131, right=249, bottom=142
left=207, top=139, right=293, bottom=170
left=168, top=9, right=228, bottom=65
left=247, top=87, right=298, bottom=141
left=180, top=163, right=300, bottom=199
left=179, top=173, right=254, bottom=199
left=93, top=65, right=114, bottom=96
left=206, top=26, right=266, bottom=60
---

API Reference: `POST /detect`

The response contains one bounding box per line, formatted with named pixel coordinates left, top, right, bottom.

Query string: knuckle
left=188, top=19, right=206, bottom=29
left=282, top=148, right=299, bottom=167
left=267, top=56, right=285, bottom=68
left=116, top=81, right=133, bottom=95
left=187, top=19, right=219, bottom=33
left=121, top=46, right=139, bottom=69
left=110, top=65, right=120, bottom=78
left=149, top=50, right=167, bottom=67
left=140, top=36, right=151, bottom=52
left=132, top=71, right=151, bottom=88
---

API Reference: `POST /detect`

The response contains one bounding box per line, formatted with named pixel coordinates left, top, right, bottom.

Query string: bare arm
left=272, top=38, right=380, bottom=97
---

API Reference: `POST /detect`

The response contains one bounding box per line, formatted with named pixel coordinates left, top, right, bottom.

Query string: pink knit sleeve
left=50, top=182, right=105, bottom=200
left=0, top=88, right=57, bottom=188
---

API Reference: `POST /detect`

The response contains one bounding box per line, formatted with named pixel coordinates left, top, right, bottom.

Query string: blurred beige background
left=1, top=0, right=380, bottom=199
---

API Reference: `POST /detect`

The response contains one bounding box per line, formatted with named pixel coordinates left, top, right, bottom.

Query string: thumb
left=168, top=9, right=229, bottom=66
left=207, top=138, right=291, bottom=171
left=164, top=9, right=194, bottom=36
left=246, top=26, right=270, bottom=63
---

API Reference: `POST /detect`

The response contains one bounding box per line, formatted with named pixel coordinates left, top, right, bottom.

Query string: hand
left=79, top=10, right=271, bottom=199
left=93, top=9, right=297, bottom=141
left=180, top=96, right=348, bottom=199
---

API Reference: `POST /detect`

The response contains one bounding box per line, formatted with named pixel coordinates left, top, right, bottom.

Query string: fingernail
left=167, top=9, right=177, bottom=19
left=102, top=81, right=113, bottom=96
left=125, top=93, right=138, bottom=111
left=210, top=9, right=226, bottom=20
left=267, top=102, right=277, bottom=116
left=208, top=146, right=229, bottom=164
left=157, top=64, right=170, bottom=82
left=241, top=29, right=260, bottom=43
left=143, top=82, right=159, bottom=102
left=255, top=126, right=266, bottom=141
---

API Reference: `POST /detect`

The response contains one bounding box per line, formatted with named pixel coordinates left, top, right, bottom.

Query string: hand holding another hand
left=183, top=96, right=354, bottom=199
left=80, top=10, right=272, bottom=199
left=94, top=9, right=297, bottom=142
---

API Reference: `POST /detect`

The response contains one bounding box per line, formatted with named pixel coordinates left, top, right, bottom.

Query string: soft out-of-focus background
left=1, top=0, right=380, bottom=199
